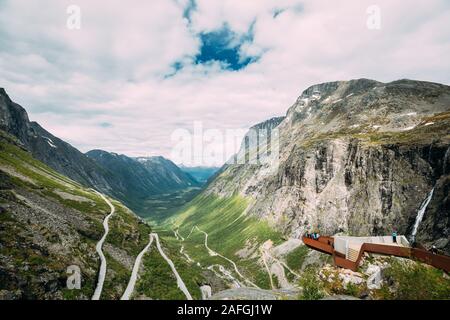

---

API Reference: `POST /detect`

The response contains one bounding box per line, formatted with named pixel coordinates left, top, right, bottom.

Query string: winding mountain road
left=268, top=252, right=300, bottom=279
left=152, top=233, right=193, bottom=300
left=259, top=241, right=300, bottom=289
left=92, top=190, right=115, bottom=300
left=120, top=233, right=193, bottom=300
left=175, top=226, right=244, bottom=288
left=195, top=226, right=260, bottom=289
left=121, top=235, right=154, bottom=300
left=173, top=228, right=185, bottom=241
left=180, top=245, right=194, bottom=263
left=89, top=191, right=193, bottom=300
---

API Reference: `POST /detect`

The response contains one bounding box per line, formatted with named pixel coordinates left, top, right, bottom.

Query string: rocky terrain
left=203, top=79, right=450, bottom=254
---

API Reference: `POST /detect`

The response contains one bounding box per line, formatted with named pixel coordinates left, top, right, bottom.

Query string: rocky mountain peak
left=284, top=78, right=450, bottom=134
left=0, top=88, right=31, bottom=144
left=296, top=79, right=381, bottom=102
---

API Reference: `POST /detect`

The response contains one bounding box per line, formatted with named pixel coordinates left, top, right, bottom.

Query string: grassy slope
left=141, top=187, right=201, bottom=223
left=134, top=232, right=205, bottom=300
left=372, top=258, right=450, bottom=300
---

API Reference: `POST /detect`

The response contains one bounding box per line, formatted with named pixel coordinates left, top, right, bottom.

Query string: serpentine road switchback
left=91, top=190, right=192, bottom=300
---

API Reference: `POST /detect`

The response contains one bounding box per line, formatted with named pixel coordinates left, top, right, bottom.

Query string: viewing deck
left=302, top=235, right=450, bottom=273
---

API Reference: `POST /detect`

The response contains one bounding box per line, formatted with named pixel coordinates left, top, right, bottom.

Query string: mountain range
left=0, top=88, right=199, bottom=215
left=1, top=79, right=449, bottom=300
left=178, top=165, right=220, bottom=184
left=172, top=78, right=450, bottom=266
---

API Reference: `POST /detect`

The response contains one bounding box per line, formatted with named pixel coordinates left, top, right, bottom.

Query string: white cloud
left=1, top=0, right=449, bottom=165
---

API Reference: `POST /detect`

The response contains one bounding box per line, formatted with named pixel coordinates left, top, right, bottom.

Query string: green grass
left=286, top=246, right=309, bottom=272
left=298, top=267, right=325, bottom=300
left=134, top=238, right=204, bottom=300
left=141, top=187, right=202, bottom=223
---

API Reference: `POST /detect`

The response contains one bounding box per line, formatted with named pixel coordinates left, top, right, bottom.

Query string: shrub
left=375, top=258, right=450, bottom=300
left=299, top=268, right=325, bottom=300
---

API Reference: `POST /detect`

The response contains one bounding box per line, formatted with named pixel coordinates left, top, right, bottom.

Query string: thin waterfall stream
left=410, top=187, right=435, bottom=243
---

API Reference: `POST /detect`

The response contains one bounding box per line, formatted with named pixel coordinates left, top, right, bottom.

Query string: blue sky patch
left=194, top=24, right=257, bottom=71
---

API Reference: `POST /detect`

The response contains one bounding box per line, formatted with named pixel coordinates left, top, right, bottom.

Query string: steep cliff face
left=205, top=79, right=450, bottom=253
left=0, top=88, right=30, bottom=143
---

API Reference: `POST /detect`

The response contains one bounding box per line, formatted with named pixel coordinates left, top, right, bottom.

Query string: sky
left=1, top=0, right=450, bottom=165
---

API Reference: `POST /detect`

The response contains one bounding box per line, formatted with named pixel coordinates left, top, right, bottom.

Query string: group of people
left=305, top=232, right=320, bottom=240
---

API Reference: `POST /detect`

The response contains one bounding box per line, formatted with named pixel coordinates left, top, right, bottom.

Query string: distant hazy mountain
left=136, top=156, right=199, bottom=189
left=84, top=151, right=199, bottom=211
left=179, top=165, right=220, bottom=184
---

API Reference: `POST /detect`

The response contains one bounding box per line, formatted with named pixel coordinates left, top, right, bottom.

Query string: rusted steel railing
left=302, top=236, right=334, bottom=254
left=411, top=248, right=450, bottom=272
left=302, top=236, right=450, bottom=273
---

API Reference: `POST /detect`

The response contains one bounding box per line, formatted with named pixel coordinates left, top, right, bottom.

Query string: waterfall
left=443, top=147, right=450, bottom=175
left=409, top=187, right=435, bottom=243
